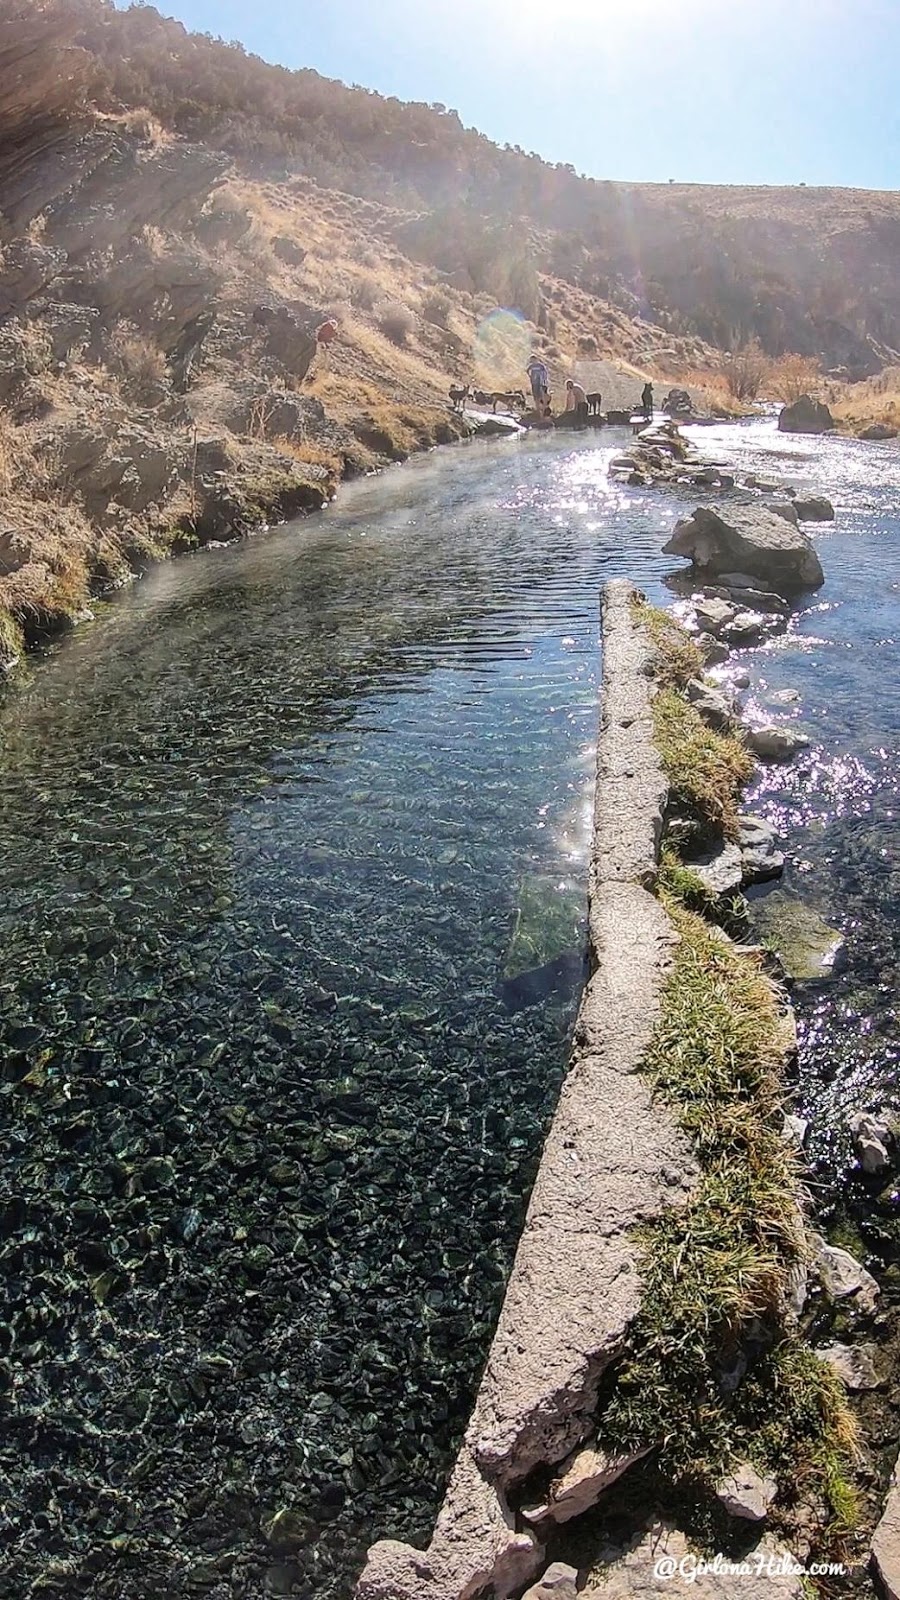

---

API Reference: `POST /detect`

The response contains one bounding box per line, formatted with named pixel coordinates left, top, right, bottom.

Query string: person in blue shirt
left=526, top=354, right=550, bottom=415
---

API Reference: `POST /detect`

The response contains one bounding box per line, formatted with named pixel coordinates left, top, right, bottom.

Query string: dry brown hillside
left=0, top=0, right=898, bottom=671
left=0, top=0, right=719, bottom=670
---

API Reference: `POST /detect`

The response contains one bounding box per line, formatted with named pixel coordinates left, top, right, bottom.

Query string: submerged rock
left=504, top=876, right=584, bottom=980
left=501, top=876, right=586, bottom=1011
left=664, top=505, right=825, bottom=592
left=746, top=891, right=844, bottom=981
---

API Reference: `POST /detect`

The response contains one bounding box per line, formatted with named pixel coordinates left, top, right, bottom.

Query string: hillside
left=58, top=0, right=900, bottom=371
left=0, top=0, right=899, bottom=670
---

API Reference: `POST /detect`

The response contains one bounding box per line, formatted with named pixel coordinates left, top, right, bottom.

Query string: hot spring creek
left=1, top=420, right=898, bottom=1598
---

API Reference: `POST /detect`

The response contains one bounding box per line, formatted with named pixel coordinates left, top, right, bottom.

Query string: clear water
left=0, top=433, right=684, bottom=1600
left=684, top=418, right=900, bottom=1158
left=4, top=420, right=898, bottom=1597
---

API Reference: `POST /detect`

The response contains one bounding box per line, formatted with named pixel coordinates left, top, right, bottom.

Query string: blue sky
left=122, top=0, right=900, bottom=189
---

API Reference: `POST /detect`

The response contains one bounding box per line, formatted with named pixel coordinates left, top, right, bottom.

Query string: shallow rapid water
left=684, top=419, right=900, bottom=1160
left=0, top=433, right=683, bottom=1600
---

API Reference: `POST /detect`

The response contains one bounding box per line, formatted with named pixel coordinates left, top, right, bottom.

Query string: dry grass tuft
left=108, top=321, right=167, bottom=404
left=652, top=687, right=754, bottom=840
left=633, top=598, right=705, bottom=689
left=376, top=300, right=415, bottom=347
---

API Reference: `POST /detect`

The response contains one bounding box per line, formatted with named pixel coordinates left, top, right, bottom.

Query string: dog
left=490, top=389, right=527, bottom=413
left=473, top=388, right=492, bottom=407
left=448, top=383, right=470, bottom=412
left=586, top=392, right=603, bottom=416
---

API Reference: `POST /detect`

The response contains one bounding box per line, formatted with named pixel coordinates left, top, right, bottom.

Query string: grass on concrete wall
left=598, top=597, right=860, bottom=1542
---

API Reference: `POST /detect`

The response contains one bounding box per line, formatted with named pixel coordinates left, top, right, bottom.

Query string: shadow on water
left=0, top=432, right=680, bottom=1598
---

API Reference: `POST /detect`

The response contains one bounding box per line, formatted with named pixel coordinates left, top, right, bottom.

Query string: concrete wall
left=354, top=581, right=697, bottom=1600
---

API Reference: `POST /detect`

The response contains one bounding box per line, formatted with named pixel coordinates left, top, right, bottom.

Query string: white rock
left=716, top=1462, right=778, bottom=1521
left=820, top=1341, right=880, bottom=1391
left=522, top=1562, right=579, bottom=1600
left=811, top=1234, right=880, bottom=1313
left=685, top=842, right=744, bottom=896
left=739, top=815, right=785, bottom=884
left=782, top=1113, right=809, bottom=1146
left=694, top=596, right=738, bottom=634
left=545, top=1443, right=652, bottom=1524
left=686, top=677, right=733, bottom=729
left=721, top=610, right=767, bottom=645
left=850, top=1111, right=893, bottom=1174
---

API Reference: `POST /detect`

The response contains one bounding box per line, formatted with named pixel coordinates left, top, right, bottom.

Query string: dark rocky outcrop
left=777, top=395, right=834, bottom=434
left=664, top=505, right=825, bottom=591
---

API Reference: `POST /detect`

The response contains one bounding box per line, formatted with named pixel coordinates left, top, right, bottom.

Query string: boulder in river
left=743, top=724, right=809, bottom=761
left=693, top=595, right=737, bottom=635
left=765, top=501, right=800, bottom=526
left=664, top=505, right=824, bottom=592
left=860, top=422, right=898, bottom=441
left=777, top=395, right=835, bottom=434
left=793, top=495, right=835, bottom=522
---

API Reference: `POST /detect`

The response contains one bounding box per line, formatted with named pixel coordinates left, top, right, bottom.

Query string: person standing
left=641, top=381, right=654, bottom=422
left=565, top=378, right=589, bottom=428
left=526, top=354, right=550, bottom=416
